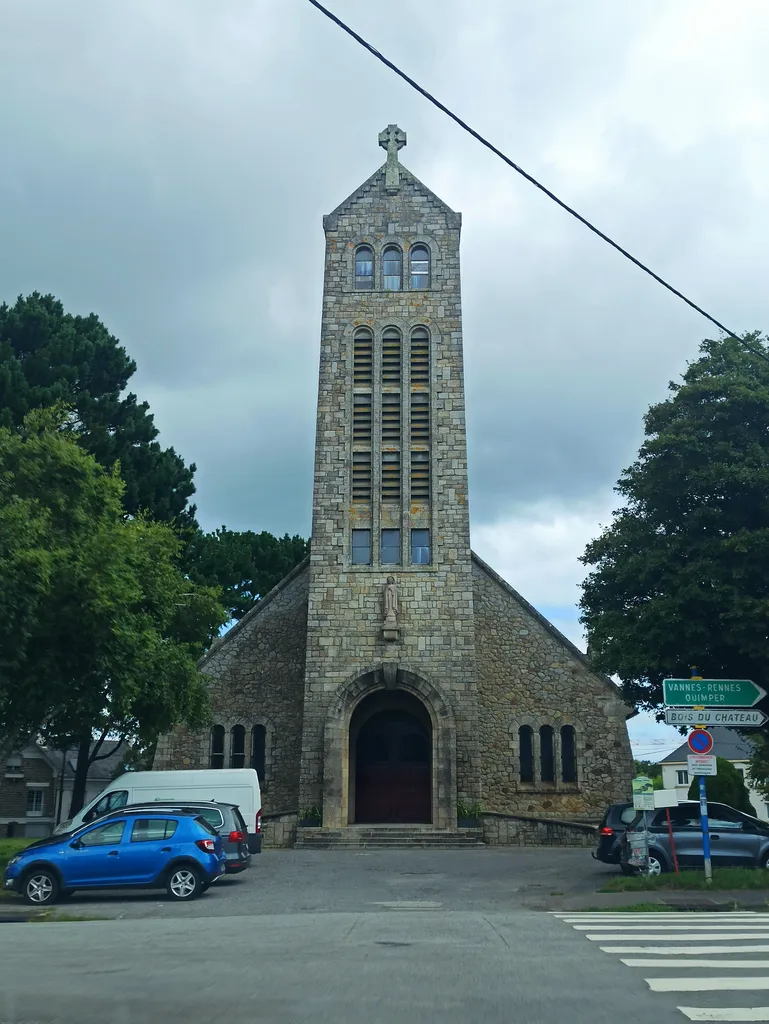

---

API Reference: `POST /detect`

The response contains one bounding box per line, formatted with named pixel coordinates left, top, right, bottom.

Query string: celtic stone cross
left=379, top=124, right=407, bottom=192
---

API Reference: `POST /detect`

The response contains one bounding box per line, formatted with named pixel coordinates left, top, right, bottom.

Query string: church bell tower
left=299, top=127, right=481, bottom=826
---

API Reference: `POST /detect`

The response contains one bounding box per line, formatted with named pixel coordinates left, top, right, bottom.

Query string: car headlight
left=7, top=856, right=20, bottom=868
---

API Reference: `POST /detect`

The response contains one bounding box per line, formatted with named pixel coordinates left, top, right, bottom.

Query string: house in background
left=660, top=726, right=768, bottom=821
left=0, top=740, right=128, bottom=837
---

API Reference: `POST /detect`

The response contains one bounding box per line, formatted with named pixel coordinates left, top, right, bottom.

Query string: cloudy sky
left=3, top=0, right=769, bottom=759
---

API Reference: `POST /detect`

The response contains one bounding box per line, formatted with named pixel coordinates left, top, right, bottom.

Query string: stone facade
left=156, top=128, right=634, bottom=844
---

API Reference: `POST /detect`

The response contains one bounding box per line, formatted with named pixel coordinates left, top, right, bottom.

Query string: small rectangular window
left=381, top=529, right=401, bottom=565
left=410, top=393, right=429, bottom=443
left=26, top=788, right=45, bottom=816
left=676, top=770, right=689, bottom=786
left=382, top=393, right=401, bottom=443
left=352, top=529, right=372, bottom=565
left=381, top=451, right=401, bottom=501
left=410, top=450, right=430, bottom=502
left=130, top=819, right=179, bottom=843
left=353, top=394, right=372, bottom=442
left=352, top=451, right=372, bottom=501
left=411, top=528, right=430, bottom=565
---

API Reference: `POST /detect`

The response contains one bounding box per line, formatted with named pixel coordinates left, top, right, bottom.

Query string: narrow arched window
left=410, top=245, right=430, bottom=289
left=355, top=246, right=374, bottom=290
left=251, top=725, right=266, bottom=783
left=540, top=725, right=555, bottom=783
left=561, top=725, right=577, bottom=783
left=383, top=246, right=402, bottom=290
left=230, top=725, right=245, bottom=768
left=210, top=725, right=225, bottom=770
left=519, top=726, right=534, bottom=783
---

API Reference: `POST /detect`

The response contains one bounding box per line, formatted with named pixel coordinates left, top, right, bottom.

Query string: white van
left=54, top=769, right=262, bottom=852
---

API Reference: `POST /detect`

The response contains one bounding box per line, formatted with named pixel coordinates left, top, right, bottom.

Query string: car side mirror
left=70, top=839, right=83, bottom=849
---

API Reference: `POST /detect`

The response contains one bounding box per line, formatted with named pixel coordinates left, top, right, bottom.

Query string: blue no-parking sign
left=687, top=729, right=714, bottom=755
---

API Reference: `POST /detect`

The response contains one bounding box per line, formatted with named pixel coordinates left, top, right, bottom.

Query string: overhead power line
left=307, top=0, right=769, bottom=365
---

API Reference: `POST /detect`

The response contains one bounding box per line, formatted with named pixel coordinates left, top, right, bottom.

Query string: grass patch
left=31, top=912, right=107, bottom=923
left=0, top=839, right=33, bottom=898
left=601, top=867, right=769, bottom=892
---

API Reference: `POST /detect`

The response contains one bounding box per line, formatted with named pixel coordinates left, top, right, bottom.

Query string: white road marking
left=678, top=1009, right=769, bottom=1021
left=623, top=959, right=769, bottom=969
left=555, top=914, right=760, bottom=920
left=369, top=901, right=443, bottom=910
left=586, top=933, right=769, bottom=942
left=648, top=978, right=769, bottom=993
left=601, top=945, right=769, bottom=955
left=573, top=923, right=769, bottom=931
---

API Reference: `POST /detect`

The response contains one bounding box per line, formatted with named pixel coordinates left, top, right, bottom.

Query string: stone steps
left=294, top=826, right=486, bottom=850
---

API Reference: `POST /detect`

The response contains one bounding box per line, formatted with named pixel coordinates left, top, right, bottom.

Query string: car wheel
left=646, top=852, right=665, bottom=876
left=22, top=869, right=59, bottom=906
left=166, top=866, right=202, bottom=901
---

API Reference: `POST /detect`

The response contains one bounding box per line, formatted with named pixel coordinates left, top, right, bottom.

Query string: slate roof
left=660, top=726, right=754, bottom=764
left=43, top=740, right=128, bottom=782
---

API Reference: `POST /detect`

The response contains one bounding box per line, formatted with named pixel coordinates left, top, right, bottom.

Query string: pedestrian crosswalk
left=552, top=912, right=769, bottom=1021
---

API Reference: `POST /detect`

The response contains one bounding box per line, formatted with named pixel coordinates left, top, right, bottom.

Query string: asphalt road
left=0, top=850, right=689, bottom=1024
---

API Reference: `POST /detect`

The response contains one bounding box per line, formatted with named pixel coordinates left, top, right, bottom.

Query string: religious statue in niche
left=382, top=576, right=400, bottom=640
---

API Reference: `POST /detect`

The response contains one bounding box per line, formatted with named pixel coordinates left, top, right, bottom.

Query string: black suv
left=101, top=801, right=252, bottom=874
left=592, top=802, right=637, bottom=869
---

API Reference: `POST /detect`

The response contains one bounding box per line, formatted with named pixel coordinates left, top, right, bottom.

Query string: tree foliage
left=580, top=333, right=769, bottom=718
left=0, top=293, right=197, bottom=527
left=185, top=527, right=309, bottom=621
left=0, top=410, right=227, bottom=814
left=687, top=757, right=755, bottom=815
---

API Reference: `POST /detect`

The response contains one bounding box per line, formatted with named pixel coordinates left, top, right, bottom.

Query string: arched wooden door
left=354, top=706, right=431, bottom=824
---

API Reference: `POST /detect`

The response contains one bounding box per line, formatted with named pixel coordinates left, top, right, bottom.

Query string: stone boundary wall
left=262, top=810, right=298, bottom=849
left=480, top=811, right=598, bottom=848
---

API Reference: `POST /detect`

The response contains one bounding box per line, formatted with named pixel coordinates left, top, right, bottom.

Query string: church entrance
left=350, top=690, right=432, bottom=824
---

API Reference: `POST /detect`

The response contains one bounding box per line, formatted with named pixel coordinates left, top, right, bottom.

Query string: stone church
left=155, top=126, right=634, bottom=846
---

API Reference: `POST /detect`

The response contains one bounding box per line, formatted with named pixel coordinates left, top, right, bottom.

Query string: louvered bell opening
left=352, top=451, right=372, bottom=501
left=354, top=333, right=373, bottom=387
left=410, top=330, right=429, bottom=386
left=382, top=393, right=401, bottom=443
left=382, top=332, right=402, bottom=385
left=353, top=393, right=372, bottom=442
left=410, top=450, right=430, bottom=502
left=381, top=450, right=401, bottom=502
left=410, top=393, right=429, bottom=443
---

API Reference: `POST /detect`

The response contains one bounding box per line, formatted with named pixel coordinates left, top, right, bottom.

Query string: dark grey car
left=109, top=801, right=252, bottom=874
left=620, top=800, right=769, bottom=874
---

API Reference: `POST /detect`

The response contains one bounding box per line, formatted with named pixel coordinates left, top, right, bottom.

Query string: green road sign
left=663, top=678, right=767, bottom=708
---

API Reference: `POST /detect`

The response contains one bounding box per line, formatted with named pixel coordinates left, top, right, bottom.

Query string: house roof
left=43, top=740, right=129, bottom=782
left=660, top=726, right=754, bottom=764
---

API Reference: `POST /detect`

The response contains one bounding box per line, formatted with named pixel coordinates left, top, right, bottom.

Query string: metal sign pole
left=699, top=774, right=713, bottom=885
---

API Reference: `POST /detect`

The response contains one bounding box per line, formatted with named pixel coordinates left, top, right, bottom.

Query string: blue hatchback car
left=3, top=810, right=225, bottom=906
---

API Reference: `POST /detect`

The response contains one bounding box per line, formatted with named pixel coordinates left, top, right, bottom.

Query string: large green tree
left=186, top=527, right=309, bottom=622
left=0, top=292, right=197, bottom=526
left=0, top=409, right=227, bottom=815
left=687, top=757, right=754, bottom=815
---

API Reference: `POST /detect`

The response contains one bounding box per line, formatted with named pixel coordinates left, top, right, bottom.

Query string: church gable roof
left=471, top=551, right=634, bottom=714
left=326, top=162, right=460, bottom=224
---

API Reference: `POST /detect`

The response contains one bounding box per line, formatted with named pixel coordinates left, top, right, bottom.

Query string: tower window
left=410, top=328, right=429, bottom=385
left=410, top=393, right=429, bottom=443
left=352, top=529, right=372, bottom=565
left=519, top=726, right=534, bottom=783
left=230, top=725, right=246, bottom=769
left=382, top=246, right=402, bottom=291
left=411, top=528, right=430, bottom=564
left=352, top=451, right=372, bottom=501
left=540, top=726, right=555, bottom=783
left=381, top=450, right=401, bottom=501
left=382, top=329, right=401, bottom=384
left=410, top=245, right=430, bottom=289
left=210, top=725, right=225, bottom=770
left=382, top=393, right=401, bottom=443
left=355, top=246, right=374, bottom=290
left=353, top=393, right=372, bottom=442
left=381, top=529, right=401, bottom=565
left=354, top=330, right=373, bottom=386
left=410, top=450, right=430, bottom=502
left=251, top=725, right=266, bottom=783
left=561, top=725, right=577, bottom=783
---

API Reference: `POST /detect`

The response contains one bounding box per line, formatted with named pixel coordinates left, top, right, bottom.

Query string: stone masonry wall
left=473, top=555, right=634, bottom=821
left=154, top=562, right=309, bottom=815
left=481, top=812, right=597, bottom=848
left=300, top=160, right=480, bottom=821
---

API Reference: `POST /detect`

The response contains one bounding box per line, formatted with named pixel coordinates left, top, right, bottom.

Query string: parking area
left=10, top=846, right=620, bottom=919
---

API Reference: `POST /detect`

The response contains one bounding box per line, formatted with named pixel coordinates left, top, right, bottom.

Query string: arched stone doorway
left=350, top=690, right=431, bottom=824
left=321, top=666, right=457, bottom=829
